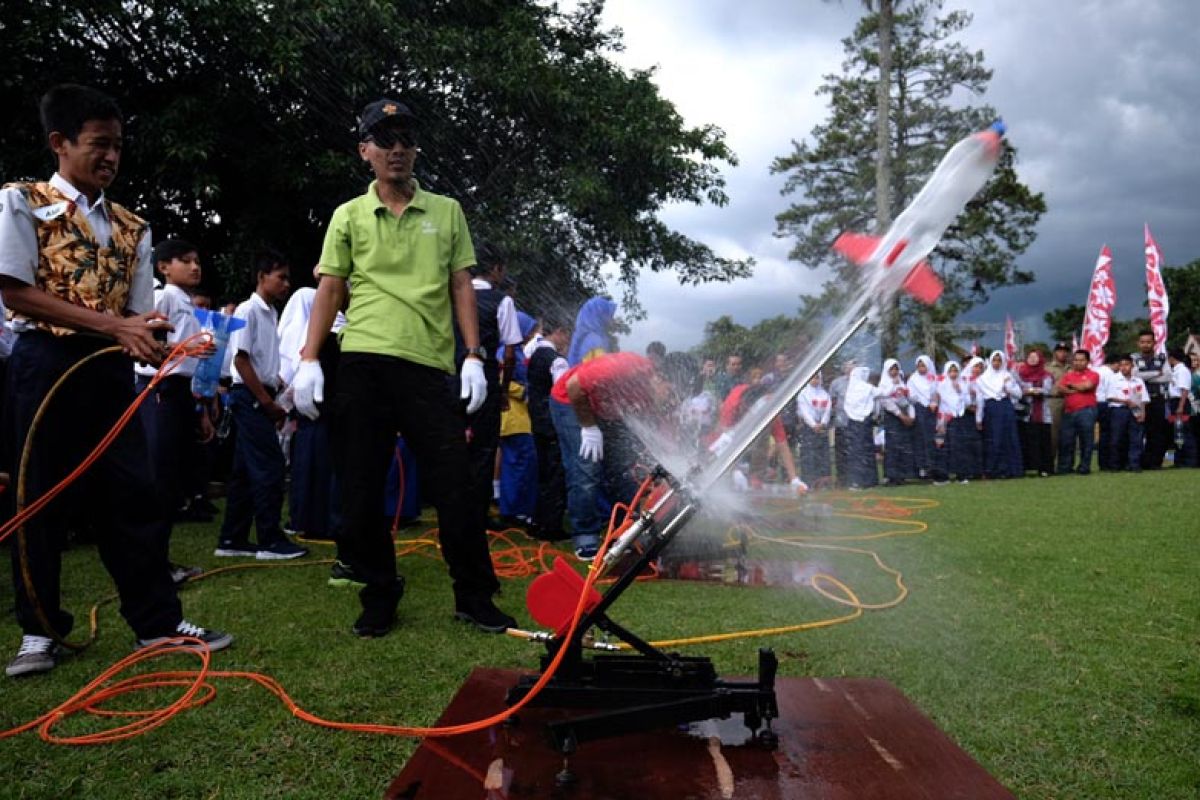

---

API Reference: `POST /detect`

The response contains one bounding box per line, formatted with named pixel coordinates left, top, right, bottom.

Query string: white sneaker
left=6, top=635, right=58, bottom=677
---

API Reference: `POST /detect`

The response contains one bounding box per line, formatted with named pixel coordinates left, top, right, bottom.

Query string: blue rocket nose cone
left=989, top=119, right=1007, bottom=137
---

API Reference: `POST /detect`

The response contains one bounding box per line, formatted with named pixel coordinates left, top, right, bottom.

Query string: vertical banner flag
left=1145, top=224, right=1169, bottom=355
left=1080, top=245, right=1116, bottom=366
left=1004, top=315, right=1017, bottom=364
left=1071, top=332, right=1079, bottom=354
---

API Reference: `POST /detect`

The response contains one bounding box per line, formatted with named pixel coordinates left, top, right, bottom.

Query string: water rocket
left=833, top=120, right=1006, bottom=306
left=191, top=309, right=247, bottom=398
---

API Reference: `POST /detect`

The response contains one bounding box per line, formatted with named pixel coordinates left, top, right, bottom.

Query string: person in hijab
left=796, top=371, right=832, bottom=487
left=497, top=312, right=541, bottom=524
left=828, top=360, right=856, bottom=487
left=934, top=361, right=979, bottom=483
left=977, top=350, right=1023, bottom=478
left=1016, top=348, right=1054, bottom=476
left=566, top=296, right=617, bottom=366
left=842, top=366, right=879, bottom=489
left=961, top=356, right=986, bottom=480
left=877, top=358, right=916, bottom=486
left=907, top=355, right=939, bottom=479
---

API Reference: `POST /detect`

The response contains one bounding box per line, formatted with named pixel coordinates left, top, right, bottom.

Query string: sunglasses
left=366, top=128, right=418, bottom=150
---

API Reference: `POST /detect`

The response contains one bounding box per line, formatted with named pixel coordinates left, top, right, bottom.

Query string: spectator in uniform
left=0, top=84, right=231, bottom=677
left=1133, top=331, right=1172, bottom=469
left=1106, top=355, right=1148, bottom=471
left=524, top=315, right=571, bottom=540
left=1166, top=347, right=1195, bottom=467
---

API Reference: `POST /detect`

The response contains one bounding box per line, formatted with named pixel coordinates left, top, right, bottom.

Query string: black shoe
left=136, top=620, right=234, bottom=653
left=214, top=541, right=260, bottom=558
left=455, top=596, right=517, bottom=633
left=352, top=577, right=405, bottom=638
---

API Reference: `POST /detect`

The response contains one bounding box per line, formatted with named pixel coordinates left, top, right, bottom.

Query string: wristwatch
left=464, top=346, right=488, bottom=360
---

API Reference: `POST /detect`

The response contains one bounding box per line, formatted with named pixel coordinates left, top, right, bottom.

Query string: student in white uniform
left=934, top=360, right=981, bottom=483
left=841, top=366, right=878, bottom=489
left=906, top=355, right=938, bottom=479
left=1167, top=348, right=1196, bottom=466
left=877, top=358, right=915, bottom=486
left=215, top=250, right=307, bottom=559
left=1106, top=354, right=1149, bottom=471
left=977, top=351, right=1023, bottom=478
left=796, top=371, right=832, bottom=486
left=1094, top=352, right=1119, bottom=471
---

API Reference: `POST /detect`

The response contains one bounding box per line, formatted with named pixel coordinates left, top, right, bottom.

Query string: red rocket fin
left=832, top=232, right=880, bottom=264
left=902, top=261, right=943, bottom=304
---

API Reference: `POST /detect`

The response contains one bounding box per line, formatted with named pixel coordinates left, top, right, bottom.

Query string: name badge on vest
left=31, top=201, right=70, bottom=222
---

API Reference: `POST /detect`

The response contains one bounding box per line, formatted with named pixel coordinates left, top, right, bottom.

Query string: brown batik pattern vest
left=4, top=181, right=147, bottom=336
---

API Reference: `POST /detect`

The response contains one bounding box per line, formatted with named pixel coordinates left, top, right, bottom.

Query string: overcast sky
left=591, top=0, right=1200, bottom=356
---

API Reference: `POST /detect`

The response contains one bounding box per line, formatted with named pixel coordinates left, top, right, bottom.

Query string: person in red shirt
left=549, top=352, right=674, bottom=561
left=1054, top=349, right=1100, bottom=475
left=710, top=382, right=805, bottom=492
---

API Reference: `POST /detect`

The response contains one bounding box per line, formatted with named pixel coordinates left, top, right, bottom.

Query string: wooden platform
left=386, top=668, right=1013, bottom=799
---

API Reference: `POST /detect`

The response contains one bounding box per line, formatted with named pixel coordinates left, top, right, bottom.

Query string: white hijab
left=907, top=355, right=937, bottom=406
left=936, top=360, right=964, bottom=415
left=976, top=350, right=1013, bottom=401
left=844, top=366, right=876, bottom=422
left=877, top=358, right=904, bottom=393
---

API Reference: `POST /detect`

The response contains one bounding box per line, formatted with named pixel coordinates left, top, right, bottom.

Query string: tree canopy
left=0, top=0, right=750, bottom=309
left=771, top=0, right=1045, bottom=355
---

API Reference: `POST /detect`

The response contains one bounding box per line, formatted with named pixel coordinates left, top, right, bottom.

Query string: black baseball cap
left=358, top=98, right=417, bottom=139
left=1053, top=341, right=1069, bottom=351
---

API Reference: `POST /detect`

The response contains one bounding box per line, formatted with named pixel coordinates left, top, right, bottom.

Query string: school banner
left=1080, top=245, right=1115, bottom=366
left=1145, top=224, right=1169, bottom=355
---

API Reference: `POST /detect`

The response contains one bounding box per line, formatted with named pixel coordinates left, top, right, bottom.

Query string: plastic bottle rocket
left=833, top=121, right=1007, bottom=307
left=191, top=309, right=247, bottom=398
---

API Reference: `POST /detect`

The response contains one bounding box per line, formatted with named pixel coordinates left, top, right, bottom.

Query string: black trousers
left=464, top=376, right=502, bottom=537
left=532, top=429, right=566, bottom=534
left=1142, top=395, right=1169, bottom=468
left=333, top=354, right=499, bottom=612
left=5, top=332, right=180, bottom=639
left=1019, top=420, right=1054, bottom=475
left=137, top=374, right=196, bottom=516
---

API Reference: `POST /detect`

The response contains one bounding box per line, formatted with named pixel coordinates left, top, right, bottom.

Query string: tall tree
left=772, top=0, right=1045, bottom=355
left=0, top=0, right=749, bottom=309
left=1163, top=258, right=1200, bottom=346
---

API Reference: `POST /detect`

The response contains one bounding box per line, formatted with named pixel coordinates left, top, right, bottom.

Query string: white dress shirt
left=230, top=292, right=281, bottom=391
left=472, top=277, right=523, bottom=347
left=134, top=283, right=201, bottom=378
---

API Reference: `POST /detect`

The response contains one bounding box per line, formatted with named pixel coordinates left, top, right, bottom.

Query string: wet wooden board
left=386, top=668, right=1014, bottom=799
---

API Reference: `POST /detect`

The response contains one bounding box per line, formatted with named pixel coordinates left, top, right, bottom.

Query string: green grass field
left=1, top=471, right=1198, bottom=799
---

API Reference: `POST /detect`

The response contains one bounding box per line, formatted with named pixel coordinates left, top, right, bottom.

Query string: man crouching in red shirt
left=548, top=352, right=676, bottom=562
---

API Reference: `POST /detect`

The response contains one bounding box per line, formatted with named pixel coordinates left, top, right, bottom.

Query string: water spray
left=508, top=123, right=1007, bottom=776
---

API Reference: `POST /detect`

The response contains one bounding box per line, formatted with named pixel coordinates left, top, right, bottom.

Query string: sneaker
left=6, top=635, right=58, bottom=677
left=932, top=480, right=949, bottom=486
left=958, top=479, right=970, bottom=485
left=136, top=620, right=233, bottom=653
left=455, top=596, right=517, bottom=633
left=214, top=541, right=260, bottom=558
left=328, top=560, right=366, bottom=588
left=256, top=540, right=309, bottom=560
left=169, top=563, right=204, bottom=585
left=574, top=545, right=599, bottom=563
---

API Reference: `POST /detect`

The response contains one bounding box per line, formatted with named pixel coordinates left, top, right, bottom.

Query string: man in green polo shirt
left=293, top=98, right=515, bottom=637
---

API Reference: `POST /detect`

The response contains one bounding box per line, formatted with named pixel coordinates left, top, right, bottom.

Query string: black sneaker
left=352, top=577, right=406, bottom=638
left=6, top=635, right=59, bottom=678
left=328, top=560, right=366, bottom=588
left=136, top=620, right=234, bottom=653
left=214, top=541, right=259, bottom=558
left=455, top=596, right=517, bottom=634
left=169, top=563, right=204, bottom=585
left=256, top=540, right=308, bottom=561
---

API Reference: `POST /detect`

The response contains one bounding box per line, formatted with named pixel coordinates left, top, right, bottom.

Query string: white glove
left=732, top=468, right=749, bottom=492
left=460, top=357, right=487, bottom=415
left=790, top=476, right=809, bottom=494
left=579, top=425, right=604, bottom=462
left=708, top=431, right=734, bottom=455
left=292, top=360, right=324, bottom=421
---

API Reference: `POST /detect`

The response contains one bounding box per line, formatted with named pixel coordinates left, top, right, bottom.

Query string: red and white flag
left=1145, top=224, right=1169, bottom=355
left=1071, top=332, right=1079, bottom=353
left=1004, top=315, right=1017, bottom=364
left=1080, top=245, right=1116, bottom=367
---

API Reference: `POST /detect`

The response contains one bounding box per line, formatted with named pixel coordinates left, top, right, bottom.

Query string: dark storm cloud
left=599, top=0, right=1200, bottom=353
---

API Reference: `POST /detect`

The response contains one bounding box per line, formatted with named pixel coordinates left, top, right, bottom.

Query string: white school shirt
left=797, top=385, right=832, bottom=427
left=230, top=292, right=281, bottom=391
left=472, top=278, right=523, bottom=347
left=1094, top=364, right=1116, bottom=403
left=0, top=173, right=153, bottom=332
left=1106, top=373, right=1149, bottom=407
left=134, top=283, right=200, bottom=378
left=1168, top=362, right=1192, bottom=400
